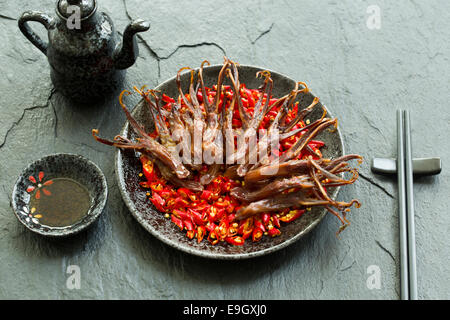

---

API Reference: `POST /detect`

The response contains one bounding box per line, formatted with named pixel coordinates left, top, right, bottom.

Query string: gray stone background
left=0, top=0, right=448, bottom=299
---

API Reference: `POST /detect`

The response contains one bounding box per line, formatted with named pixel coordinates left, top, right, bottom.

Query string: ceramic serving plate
left=115, top=64, right=344, bottom=259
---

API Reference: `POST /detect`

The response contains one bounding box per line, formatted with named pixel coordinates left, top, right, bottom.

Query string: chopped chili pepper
left=217, top=219, right=229, bottom=241
left=214, top=199, right=229, bottom=208
left=238, top=217, right=254, bottom=240
left=208, top=230, right=219, bottom=245
left=272, top=214, right=281, bottom=228
left=159, top=189, right=174, bottom=199
left=197, top=226, right=206, bottom=243
left=177, top=188, right=193, bottom=199
left=183, top=219, right=194, bottom=231
left=261, top=213, right=270, bottom=226
left=225, top=236, right=245, bottom=246
left=215, top=208, right=226, bottom=221
left=186, top=230, right=196, bottom=240
left=162, top=93, right=175, bottom=103
left=254, top=219, right=266, bottom=233
left=173, top=209, right=191, bottom=222
left=227, top=223, right=238, bottom=237
left=150, top=192, right=165, bottom=212
left=252, top=227, right=264, bottom=242
left=268, top=227, right=281, bottom=237
left=149, top=182, right=164, bottom=193
left=173, top=196, right=190, bottom=207
left=279, top=209, right=306, bottom=223
left=171, top=215, right=183, bottom=230
left=188, top=209, right=205, bottom=226
left=227, top=213, right=236, bottom=223
left=201, top=190, right=213, bottom=201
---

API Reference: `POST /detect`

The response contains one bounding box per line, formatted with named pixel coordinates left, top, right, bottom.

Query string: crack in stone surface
left=123, top=0, right=226, bottom=79
left=160, top=42, right=227, bottom=61
left=251, top=23, right=274, bottom=44
left=0, top=14, right=16, bottom=21
left=0, top=89, right=56, bottom=149
left=359, top=172, right=394, bottom=199
left=375, top=240, right=396, bottom=262
left=122, top=0, right=162, bottom=76
left=340, top=260, right=356, bottom=272
left=51, top=100, right=58, bottom=138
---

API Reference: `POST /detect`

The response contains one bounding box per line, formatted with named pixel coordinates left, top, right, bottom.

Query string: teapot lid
left=57, top=0, right=97, bottom=20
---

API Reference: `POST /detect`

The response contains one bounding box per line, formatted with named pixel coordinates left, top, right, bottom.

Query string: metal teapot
left=18, top=0, right=150, bottom=102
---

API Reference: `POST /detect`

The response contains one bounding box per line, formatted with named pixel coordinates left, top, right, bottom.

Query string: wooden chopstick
left=397, top=110, right=409, bottom=300
left=404, top=110, right=418, bottom=300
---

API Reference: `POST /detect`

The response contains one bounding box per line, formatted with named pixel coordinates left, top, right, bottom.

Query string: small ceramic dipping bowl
left=11, top=153, right=108, bottom=237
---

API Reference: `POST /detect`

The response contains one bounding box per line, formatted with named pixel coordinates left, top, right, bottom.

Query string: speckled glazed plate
left=115, top=65, right=344, bottom=259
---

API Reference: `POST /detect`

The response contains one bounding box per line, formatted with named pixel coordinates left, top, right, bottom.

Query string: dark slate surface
left=0, top=0, right=448, bottom=299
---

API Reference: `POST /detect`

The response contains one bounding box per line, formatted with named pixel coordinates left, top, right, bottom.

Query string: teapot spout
left=113, top=19, right=150, bottom=70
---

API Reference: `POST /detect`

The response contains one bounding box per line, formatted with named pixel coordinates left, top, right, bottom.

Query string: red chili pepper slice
left=252, top=227, right=263, bottom=242
left=227, top=223, right=238, bottom=237
left=279, top=209, right=305, bottom=223
left=268, top=227, right=281, bottom=237
left=208, top=206, right=224, bottom=223
left=162, top=93, right=175, bottom=103
left=173, top=196, right=190, bottom=207
left=272, top=214, right=281, bottom=228
left=227, top=213, right=236, bottom=223
left=149, top=182, right=164, bottom=193
left=261, top=213, right=270, bottom=226
left=150, top=192, right=165, bottom=212
left=205, top=222, right=215, bottom=233
left=214, top=199, right=229, bottom=208
left=183, top=219, right=194, bottom=231
left=188, top=208, right=206, bottom=226
left=254, top=219, right=266, bottom=233
left=177, top=188, right=193, bottom=199
left=140, top=156, right=156, bottom=181
left=215, top=208, right=226, bottom=221
left=201, top=190, right=213, bottom=201
left=238, top=217, right=254, bottom=240
left=208, top=230, right=219, bottom=245
left=197, top=226, right=206, bottom=243
left=217, top=219, right=229, bottom=241
left=171, top=215, right=183, bottom=230
left=225, top=236, right=245, bottom=246
left=186, top=230, right=195, bottom=240
left=159, top=189, right=174, bottom=199
left=172, top=209, right=190, bottom=221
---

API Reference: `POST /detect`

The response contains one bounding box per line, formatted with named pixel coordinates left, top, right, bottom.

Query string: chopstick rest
left=371, top=157, right=442, bottom=176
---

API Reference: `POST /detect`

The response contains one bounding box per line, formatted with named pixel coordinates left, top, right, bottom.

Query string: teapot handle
left=18, top=11, right=55, bottom=55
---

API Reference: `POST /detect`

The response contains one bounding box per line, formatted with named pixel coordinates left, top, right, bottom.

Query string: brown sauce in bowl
left=30, top=178, right=91, bottom=227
